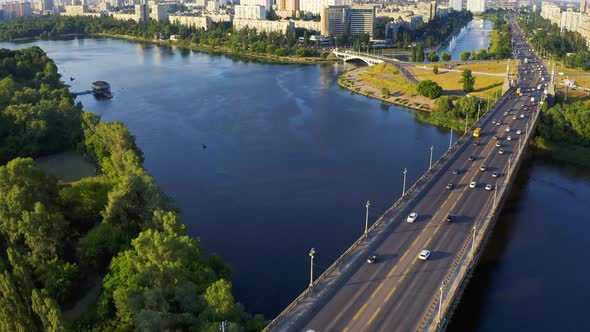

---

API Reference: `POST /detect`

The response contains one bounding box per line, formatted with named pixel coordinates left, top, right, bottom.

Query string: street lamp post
left=471, top=222, right=477, bottom=259
left=364, top=200, right=370, bottom=237
left=309, top=248, right=316, bottom=288
left=449, top=129, right=453, bottom=149
left=220, top=321, right=227, bottom=332
left=477, top=103, right=481, bottom=121
left=429, top=145, right=434, bottom=170
left=464, top=113, right=469, bottom=134
left=438, top=281, right=445, bottom=325
left=494, top=184, right=499, bottom=208
left=402, top=168, right=408, bottom=197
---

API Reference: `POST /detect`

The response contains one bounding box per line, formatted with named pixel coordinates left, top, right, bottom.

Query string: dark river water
left=3, top=25, right=590, bottom=331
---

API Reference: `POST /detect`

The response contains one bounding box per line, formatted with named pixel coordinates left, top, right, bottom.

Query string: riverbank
left=530, top=137, right=590, bottom=168
left=91, top=32, right=338, bottom=65
left=338, top=64, right=434, bottom=112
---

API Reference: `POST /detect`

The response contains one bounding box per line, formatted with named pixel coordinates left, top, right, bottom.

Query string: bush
left=435, top=96, right=454, bottom=112
left=416, top=80, right=443, bottom=99
left=441, top=52, right=451, bottom=61
left=274, top=47, right=290, bottom=56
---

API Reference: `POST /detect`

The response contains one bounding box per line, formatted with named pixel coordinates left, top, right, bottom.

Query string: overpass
left=266, top=16, right=552, bottom=332
left=331, top=49, right=384, bottom=66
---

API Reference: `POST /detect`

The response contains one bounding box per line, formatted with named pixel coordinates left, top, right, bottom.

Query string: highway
left=290, top=16, right=548, bottom=332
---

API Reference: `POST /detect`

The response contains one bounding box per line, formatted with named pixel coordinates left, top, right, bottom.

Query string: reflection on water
left=440, top=19, right=492, bottom=60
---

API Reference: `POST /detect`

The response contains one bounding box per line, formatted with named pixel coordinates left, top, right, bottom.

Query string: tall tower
left=582, top=0, right=587, bottom=14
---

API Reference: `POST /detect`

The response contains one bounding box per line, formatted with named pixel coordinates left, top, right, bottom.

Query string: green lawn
left=36, top=150, right=98, bottom=183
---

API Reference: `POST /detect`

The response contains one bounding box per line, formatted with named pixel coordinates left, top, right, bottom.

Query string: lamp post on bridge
left=364, top=200, right=370, bottom=238
left=309, top=248, right=316, bottom=288
left=429, top=145, right=434, bottom=170
left=477, top=103, right=481, bottom=121
left=402, top=168, right=408, bottom=197
left=438, top=281, right=445, bottom=326
left=494, top=184, right=499, bottom=208
left=449, top=129, right=453, bottom=150
left=464, top=113, right=469, bottom=134
left=471, top=221, right=478, bottom=259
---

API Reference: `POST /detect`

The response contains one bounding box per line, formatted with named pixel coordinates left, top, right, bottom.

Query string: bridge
left=331, top=49, right=384, bottom=66
left=265, top=15, right=553, bottom=332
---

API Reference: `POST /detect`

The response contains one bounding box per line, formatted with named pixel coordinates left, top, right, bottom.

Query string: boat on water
left=92, top=81, right=113, bottom=98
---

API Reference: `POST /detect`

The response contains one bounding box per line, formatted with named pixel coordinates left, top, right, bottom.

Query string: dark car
left=367, top=255, right=378, bottom=264
left=473, top=141, right=480, bottom=146
left=445, top=215, right=455, bottom=223
left=446, top=183, right=454, bottom=190
left=468, top=155, right=476, bottom=161
left=452, top=169, right=460, bottom=175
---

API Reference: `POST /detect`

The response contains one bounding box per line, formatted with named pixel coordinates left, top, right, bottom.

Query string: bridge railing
left=416, top=91, right=543, bottom=332
left=263, top=87, right=510, bottom=332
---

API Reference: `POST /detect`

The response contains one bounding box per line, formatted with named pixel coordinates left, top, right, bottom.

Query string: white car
left=495, top=142, right=501, bottom=147
left=517, top=130, right=522, bottom=135
left=506, top=127, right=511, bottom=132
left=512, top=115, right=517, bottom=120
left=469, top=181, right=477, bottom=189
left=407, top=212, right=418, bottom=223
left=485, top=184, right=494, bottom=191
left=507, top=136, right=512, bottom=141
left=520, top=113, right=525, bottom=118
left=496, top=121, right=501, bottom=126
left=418, top=249, right=431, bottom=261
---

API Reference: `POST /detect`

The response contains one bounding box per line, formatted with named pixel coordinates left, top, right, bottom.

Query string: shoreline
left=92, top=33, right=338, bottom=65
left=337, top=66, right=435, bottom=113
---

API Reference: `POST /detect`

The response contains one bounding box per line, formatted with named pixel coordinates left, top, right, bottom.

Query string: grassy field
left=359, top=63, right=417, bottom=95
left=36, top=150, right=98, bottom=183
left=410, top=68, right=504, bottom=99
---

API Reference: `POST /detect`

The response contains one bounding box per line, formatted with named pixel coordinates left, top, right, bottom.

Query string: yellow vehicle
left=473, top=127, right=481, bottom=138
left=516, top=87, right=521, bottom=95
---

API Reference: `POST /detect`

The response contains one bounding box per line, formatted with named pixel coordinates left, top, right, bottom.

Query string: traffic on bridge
left=267, top=14, right=551, bottom=332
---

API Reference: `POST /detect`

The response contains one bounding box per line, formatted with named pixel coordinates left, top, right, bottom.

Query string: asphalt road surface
left=296, top=16, right=547, bottom=332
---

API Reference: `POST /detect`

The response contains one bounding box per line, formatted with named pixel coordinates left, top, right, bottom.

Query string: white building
left=466, top=0, right=485, bottom=13
left=299, top=0, right=352, bottom=16
left=234, top=5, right=265, bottom=20
left=169, top=15, right=212, bottom=30
left=291, top=19, right=321, bottom=32
left=206, top=0, right=219, bottom=12
left=239, top=0, right=271, bottom=11
left=561, top=10, right=580, bottom=32
left=541, top=1, right=561, bottom=25
left=233, top=19, right=294, bottom=33
left=450, top=0, right=462, bottom=11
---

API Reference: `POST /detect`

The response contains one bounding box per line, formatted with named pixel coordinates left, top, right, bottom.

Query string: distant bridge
left=331, top=49, right=384, bottom=66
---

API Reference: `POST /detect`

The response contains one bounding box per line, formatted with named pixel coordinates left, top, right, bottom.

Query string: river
left=440, top=18, right=493, bottom=60
left=2, top=23, right=589, bottom=330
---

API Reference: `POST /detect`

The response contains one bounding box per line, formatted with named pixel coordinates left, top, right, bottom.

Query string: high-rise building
left=450, top=0, right=462, bottom=11
left=286, top=0, right=299, bottom=12
left=299, top=0, right=352, bottom=16
left=581, top=0, right=587, bottom=13
left=348, top=5, right=375, bottom=36
left=322, top=5, right=348, bottom=37
left=429, top=0, right=437, bottom=20
left=321, top=5, right=375, bottom=37
left=240, top=0, right=271, bottom=11
left=466, top=0, right=485, bottom=13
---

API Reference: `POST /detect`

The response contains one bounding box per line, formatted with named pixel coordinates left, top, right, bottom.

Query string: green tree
left=205, top=279, right=237, bottom=320
left=441, top=52, right=451, bottom=62
left=381, top=87, right=390, bottom=98
left=416, top=80, right=443, bottom=99
left=31, top=288, right=65, bottom=332
left=433, top=65, right=439, bottom=74
left=460, top=51, right=471, bottom=61
left=460, top=69, right=476, bottom=93
left=435, top=96, right=454, bottom=113
left=427, top=52, right=439, bottom=62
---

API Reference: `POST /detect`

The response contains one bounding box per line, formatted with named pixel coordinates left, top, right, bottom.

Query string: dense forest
left=517, top=12, right=590, bottom=69
left=538, top=101, right=590, bottom=147
left=0, top=47, right=264, bottom=331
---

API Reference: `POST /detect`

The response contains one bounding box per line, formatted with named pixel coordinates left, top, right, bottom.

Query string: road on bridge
left=270, top=15, right=549, bottom=332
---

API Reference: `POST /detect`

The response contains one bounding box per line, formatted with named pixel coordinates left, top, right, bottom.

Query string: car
left=512, top=115, right=517, bottom=120
left=473, top=141, right=480, bottom=146
left=446, top=183, right=454, bottom=190
left=480, top=165, right=487, bottom=172
left=407, top=212, right=418, bottom=223
left=495, top=142, right=501, bottom=147
left=504, top=111, right=509, bottom=116
left=367, top=254, right=378, bottom=264
left=506, top=127, right=511, bottom=132
left=485, top=184, right=494, bottom=191
left=507, top=135, right=512, bottom=141
left=445, top=214, right=455, bottom=222
left=469, top=181, right=477, bottom=189
left=492, top=172, right=500, bottom=178
left=517, top=130, right=522, bottom=135
left=496, top=121, right=501, bottom=126
left=468, top=155, right=476, bottom=161
left=418, top=249, right=431, bottom=261
left=499, top=149, right=505, bottom=155
left=521, top=113, right=525, bottom=119
left=493, top=135, right=499, bottom=140
left=492, top=120, right=496, bottom=125
left=452, top=169, right=460, bottom=175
